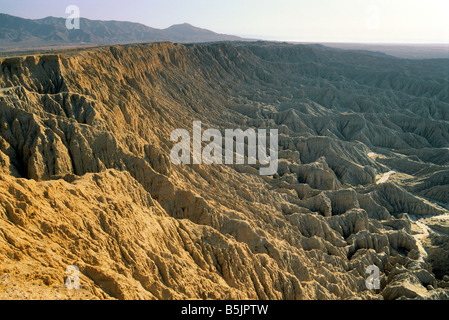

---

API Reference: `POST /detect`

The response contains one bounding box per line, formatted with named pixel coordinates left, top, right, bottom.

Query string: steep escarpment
left=0, top=41, right=449, bottom=300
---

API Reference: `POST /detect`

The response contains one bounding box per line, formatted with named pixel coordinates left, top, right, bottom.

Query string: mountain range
left=0, top=13, right=244, bottom=51
left=2, top=13, right=449, bottom=60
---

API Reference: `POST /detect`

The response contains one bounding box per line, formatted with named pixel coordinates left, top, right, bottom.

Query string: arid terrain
left=1, top=41, right=449, bottom=300
left=0, top=13, right=244, bottom=53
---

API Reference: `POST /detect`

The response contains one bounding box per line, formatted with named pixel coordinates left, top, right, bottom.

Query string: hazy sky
left=1, top=0, right=449, bottom=43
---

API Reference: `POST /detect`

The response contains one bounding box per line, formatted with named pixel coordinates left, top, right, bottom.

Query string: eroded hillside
left=1, top=42, right=449, bottom=299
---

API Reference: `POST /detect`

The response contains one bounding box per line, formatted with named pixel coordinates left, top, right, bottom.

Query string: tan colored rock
left=0, top=41, right=448, bottom=300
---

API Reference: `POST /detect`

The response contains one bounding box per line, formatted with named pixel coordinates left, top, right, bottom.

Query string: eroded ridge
left=1, top=42, right=449, bottom=299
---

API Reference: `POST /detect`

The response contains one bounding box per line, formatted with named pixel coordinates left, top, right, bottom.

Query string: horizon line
left=2, top=12, right=449, bottom=46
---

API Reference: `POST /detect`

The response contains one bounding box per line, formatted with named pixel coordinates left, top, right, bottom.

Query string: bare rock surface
left=0, top=41, right=449, bottom=299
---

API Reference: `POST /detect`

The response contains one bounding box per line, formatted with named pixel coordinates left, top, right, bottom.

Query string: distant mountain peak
left=164, top=23, right=213, bottom=33
left=0, top=13, right=246, bottom=51
left=176, top=22, right=195, bottom=27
